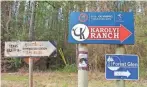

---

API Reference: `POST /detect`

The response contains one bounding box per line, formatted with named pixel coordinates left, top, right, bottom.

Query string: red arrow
left=119, top=24, right=132, bottom=42
left=88, top=24, right=132, bottom=42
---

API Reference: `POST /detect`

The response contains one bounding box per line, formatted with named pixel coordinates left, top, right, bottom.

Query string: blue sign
left=68, top=12, right=134, bottom=44
left=105, top=54, right=139, bottom=80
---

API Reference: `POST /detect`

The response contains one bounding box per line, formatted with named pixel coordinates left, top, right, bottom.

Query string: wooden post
left=78, top=44, right=88, bottom=87
left=115, top=45, right=126, bottom=87
left=29, top=57, right=33, bottom=87
left=28, top=1, right=35, bottom=87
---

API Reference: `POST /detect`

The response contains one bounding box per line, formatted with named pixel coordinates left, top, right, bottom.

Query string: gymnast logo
left=71, top=24, right=89, bottom=41
left=117, top=14, right=123, bottom=21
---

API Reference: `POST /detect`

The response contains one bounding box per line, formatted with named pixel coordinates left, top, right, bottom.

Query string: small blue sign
left=68, top=12, right=134, bottom=44
left=105, top=54, right=139, bottom=80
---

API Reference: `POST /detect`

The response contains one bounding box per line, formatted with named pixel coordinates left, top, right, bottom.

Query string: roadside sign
left=50, top=41, right=57, bottom=57
left=4, top=41, right=56, bottom=57
left=68, top=12, right=134, bottom=44
left=105, top=54, right=139, bottom=80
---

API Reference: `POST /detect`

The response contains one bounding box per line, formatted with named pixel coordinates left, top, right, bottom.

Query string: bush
left=59, top=64, right=77, bottom=73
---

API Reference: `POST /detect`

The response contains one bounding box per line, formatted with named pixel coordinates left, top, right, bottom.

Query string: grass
left=1, top=71, right=147, bottom=87
left=140, top=57, right=147, bottom=79
left=2, top=73, right=28, bottom=81
left=58, top=64, right=77, bottom=73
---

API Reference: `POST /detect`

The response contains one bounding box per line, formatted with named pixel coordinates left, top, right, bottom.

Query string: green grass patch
left=1, top=72, right=147, bottom=87
left=2, top=74, right=28, bottom=81
left=140, top=67, right=147, bottom=79
left=58, top=64, right=77, bottom=73
left=139, top=57, right=147, bottom=79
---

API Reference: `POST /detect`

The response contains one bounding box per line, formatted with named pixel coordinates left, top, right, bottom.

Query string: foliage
left=59, top=64, right=77, bottom=73
left=14, top=58, right=22, bottom=68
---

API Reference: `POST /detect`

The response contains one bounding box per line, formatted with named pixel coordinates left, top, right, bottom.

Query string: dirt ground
left=1, top=71, right=147, bottom=87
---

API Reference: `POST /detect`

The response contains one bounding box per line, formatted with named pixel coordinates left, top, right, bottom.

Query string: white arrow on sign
left=114, top=70, right=131, bottom=77
left=5, top=41, right=56, bottom=57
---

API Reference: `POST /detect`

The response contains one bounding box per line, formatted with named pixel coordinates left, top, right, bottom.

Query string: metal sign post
left=78, top=5, right=89, bottom=87
left=78, top=44, right=88, bottom=87
left=116, top=1, right=125, bottom=87
left=115, top=45, right=126, bottom=87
